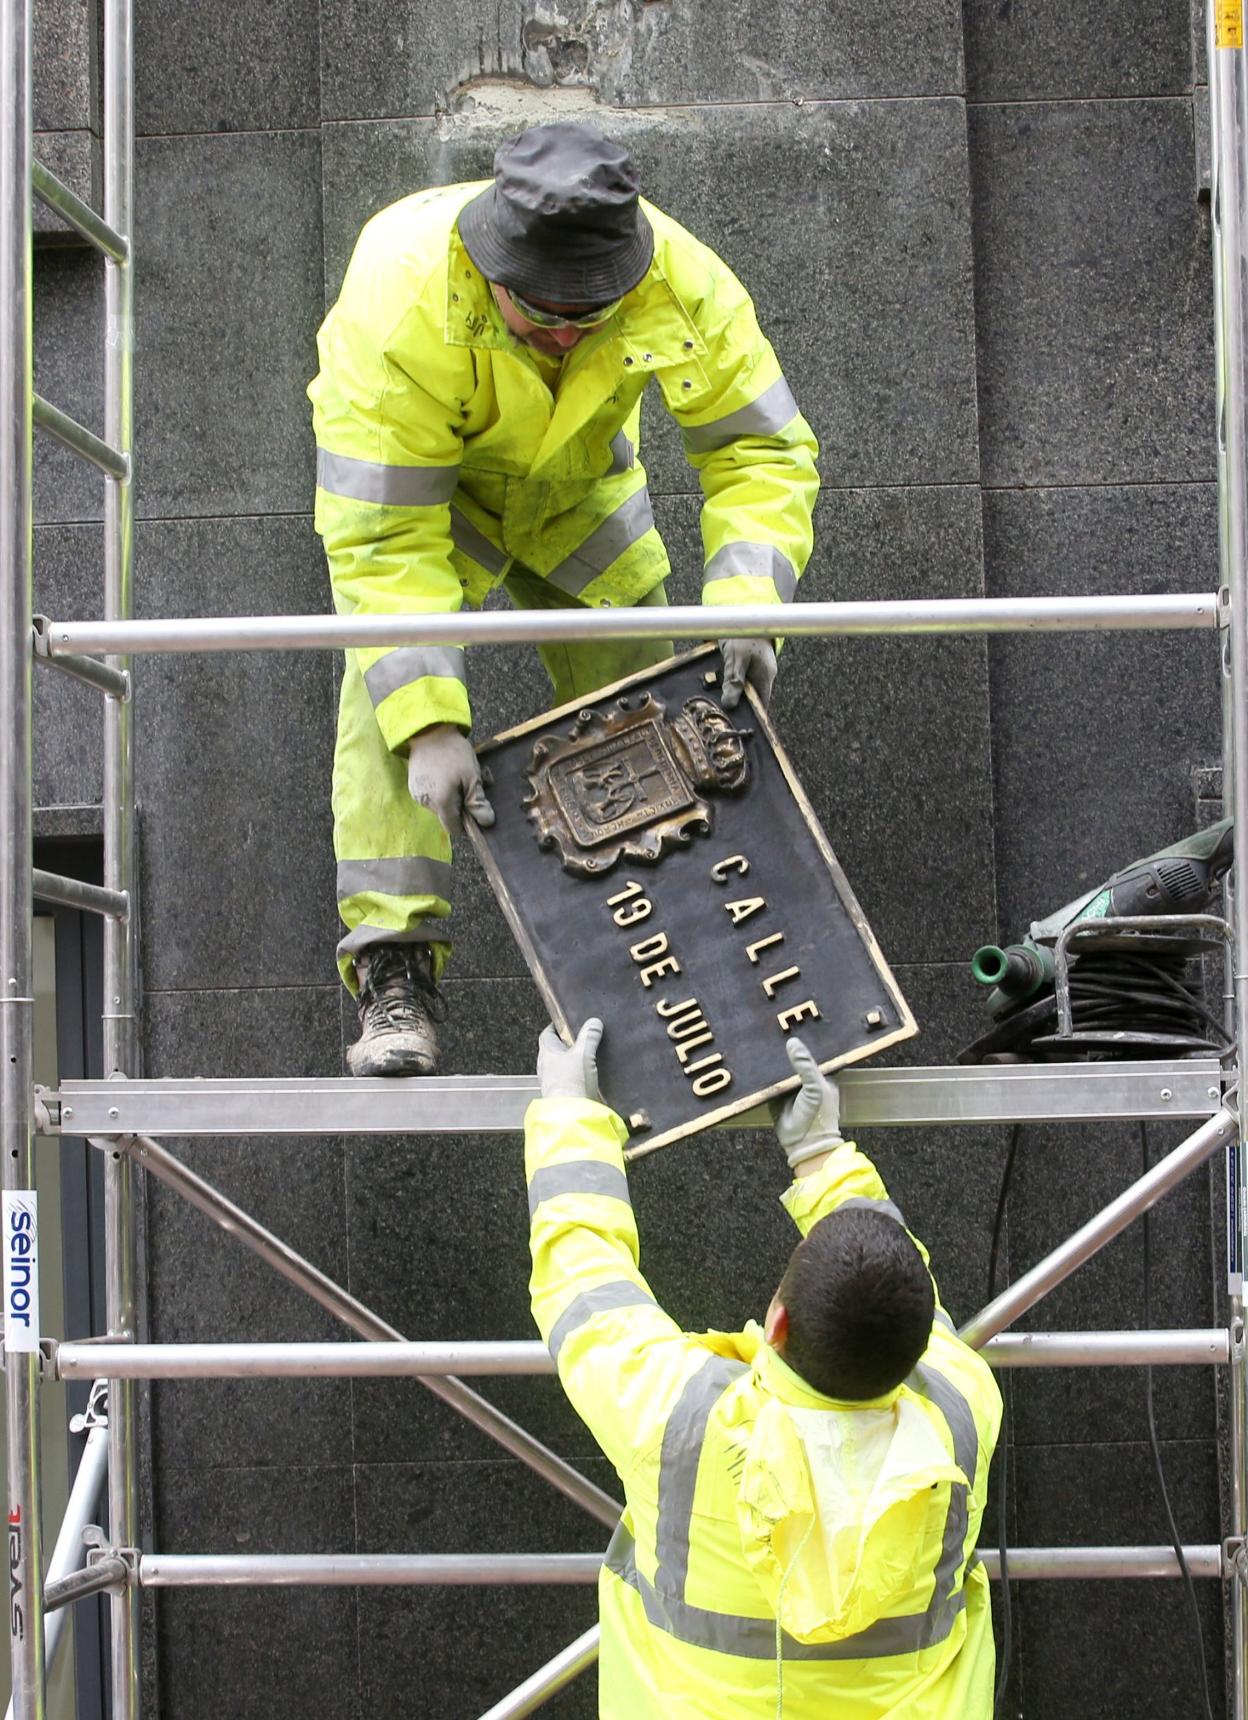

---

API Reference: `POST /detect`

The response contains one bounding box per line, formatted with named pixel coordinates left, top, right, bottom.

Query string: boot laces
left=359, top=944, right=446, bottom=1034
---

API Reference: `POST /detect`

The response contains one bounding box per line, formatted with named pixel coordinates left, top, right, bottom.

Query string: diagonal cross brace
left=113, top=1133, right=621, bottom=1529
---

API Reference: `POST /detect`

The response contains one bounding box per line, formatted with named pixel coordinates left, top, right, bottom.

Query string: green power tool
left=973, top=817, right=1234, bottom=1015
left=961, top=819, right=1235, bottom=1061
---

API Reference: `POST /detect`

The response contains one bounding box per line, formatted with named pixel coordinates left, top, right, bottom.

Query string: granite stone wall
left=29, top=0, right=1227, bottom=1713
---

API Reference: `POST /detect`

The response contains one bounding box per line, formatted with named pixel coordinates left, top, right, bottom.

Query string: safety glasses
left=505, top=287, right=622, bottom=330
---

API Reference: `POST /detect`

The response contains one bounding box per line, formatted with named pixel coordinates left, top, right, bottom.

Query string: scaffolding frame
left=3, top=2, right=1248, bottom=1718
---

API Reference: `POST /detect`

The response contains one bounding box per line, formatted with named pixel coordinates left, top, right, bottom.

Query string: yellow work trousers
left=332, top=572, right=672, bottom=991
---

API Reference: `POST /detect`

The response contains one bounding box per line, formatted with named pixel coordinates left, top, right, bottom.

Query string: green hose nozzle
left=970, top=941, right=1055, bottom=1004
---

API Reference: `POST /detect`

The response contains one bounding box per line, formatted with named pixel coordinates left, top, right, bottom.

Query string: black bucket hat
left=458, top=122, right=654, bottom=305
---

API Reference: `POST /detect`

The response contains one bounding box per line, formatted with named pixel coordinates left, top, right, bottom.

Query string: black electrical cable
left=988, top=1123, right=1021, bottom=1720
left=971, top=943, right=1234, bottom=1065
left=1139, top=1120, right=1215, bottom=1720
left=1132, top=957, right=1233, bottom=1044
left=1063, top=955, right=1233, bottom=1043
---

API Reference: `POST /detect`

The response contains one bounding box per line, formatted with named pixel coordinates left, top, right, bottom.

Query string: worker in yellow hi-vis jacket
left=309, top=121, right=819, bottom=1077
left=525, top=1023, right=1002, bottom=1719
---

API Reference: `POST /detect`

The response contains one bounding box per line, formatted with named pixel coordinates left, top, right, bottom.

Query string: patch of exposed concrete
left=436, top=0, right=673, bottom=119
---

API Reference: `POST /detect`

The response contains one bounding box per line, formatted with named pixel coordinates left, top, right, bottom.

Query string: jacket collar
left=442, top=224, right=709, bottom=372
left=755, top=1338, right=904, bottom=1415
left=443, top=227, right=513, bottom=352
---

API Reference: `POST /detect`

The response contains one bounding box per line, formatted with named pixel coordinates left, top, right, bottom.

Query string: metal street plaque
left=469, top=646, right=916, bottom=1155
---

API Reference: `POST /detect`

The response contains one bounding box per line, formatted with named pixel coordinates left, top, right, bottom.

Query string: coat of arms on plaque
left=524, top=691, right=751, bottom=876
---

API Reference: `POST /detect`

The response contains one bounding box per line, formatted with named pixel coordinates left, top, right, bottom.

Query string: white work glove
left=407, top=724, right=495, bottom=833
left=773, top=1037, right=844, bottom=1168
left=537, top=1018, right=604, bottom=1103
left=719, top=637, right=777, bottom=710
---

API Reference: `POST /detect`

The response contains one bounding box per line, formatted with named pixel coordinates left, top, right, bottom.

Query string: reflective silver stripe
left=934, top=1309, right=956, bottom=1333
left=601, top=1349, right=979, bottom=1661
left=547, top=1279, right=656, bottom=1362
left=702, top=541, right=798, bottom=602
left=450, top=505, right=508, bottom=575
left=840, top=1196, right=907, bottom=1227
left=680, top=376, right=799, bottom=455
left=607, top=430, right=634, bottom=474
left=317, top=448, right=461, bottom=507
left=907, top=1361, right=979, bottom=1646
left=336, top=856, right=454, bottom=904
left=546, top=488, right=656, bottom=597
left=655, top=1356, right=748, bottom=1599
left=605, top=1524, right=965, bottom=1661
left=527, top=1159, right=631, bottom=1218
left=363, top=646, right=467, bottom=708
left=336, top=922, right=449, bottom=961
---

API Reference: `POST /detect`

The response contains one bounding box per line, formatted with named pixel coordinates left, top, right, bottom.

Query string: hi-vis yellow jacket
left=309, top=183, right=819, bottom=753
left=526, top=1099, right=1002, bottom=1720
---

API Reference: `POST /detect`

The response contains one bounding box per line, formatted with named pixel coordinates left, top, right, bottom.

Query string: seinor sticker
left=2, top=1194, right=39, bottom=1353
left=1218, top=0, right=1244, bottom=49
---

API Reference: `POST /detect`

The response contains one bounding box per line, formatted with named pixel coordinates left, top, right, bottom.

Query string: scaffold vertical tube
left=4, top=1422, right=110, bottom=1720
left=0, top=1, right=45, bottom=1713
left=102, top=0, right=139, bottom=1715
left=1209, top=5, right=1248, bottom=1715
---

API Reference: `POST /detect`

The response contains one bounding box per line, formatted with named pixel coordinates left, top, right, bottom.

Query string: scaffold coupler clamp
left=70, top=1376, right=109, bottom=1435
left=33, top=1084, right=57, bottom=1134
left=81, top=1525, right=139, bottom=1593
left=1225, top=1536, right=1248, bottom=1586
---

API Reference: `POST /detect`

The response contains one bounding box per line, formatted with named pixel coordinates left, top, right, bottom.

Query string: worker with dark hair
left=526, top=1022, right=1002, bottom=1718
left=310, top=121, right=818, bottom=1078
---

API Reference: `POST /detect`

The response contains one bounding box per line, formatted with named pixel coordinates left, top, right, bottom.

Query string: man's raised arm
left=774, top=1038, right=956, bottom=1330
left=525, top=1021, right=708, bottom=1480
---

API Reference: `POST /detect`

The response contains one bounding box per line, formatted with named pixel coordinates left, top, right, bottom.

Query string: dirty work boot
left=347, top=943, right=443, bottom=1077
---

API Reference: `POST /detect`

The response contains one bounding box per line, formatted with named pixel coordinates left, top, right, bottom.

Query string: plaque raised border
left=468, top=645, right=917, bottom=1157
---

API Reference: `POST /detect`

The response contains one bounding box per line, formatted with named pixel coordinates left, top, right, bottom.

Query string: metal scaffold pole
left=1209, top=4, right=1248, bottom=1714
left=34, top=592, right=1220, bottom=657
left=0, top=0, right=44, bottom=1714
left=101, top=0, right=140, bottom=1714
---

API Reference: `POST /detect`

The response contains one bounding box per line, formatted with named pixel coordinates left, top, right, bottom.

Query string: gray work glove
left=537, top=1018, right=604, bottom=1103
left=719, top=637, right=778, bottom=711
left=773, top=1037, right=844, bottom=1168
left=407, top=724, right=495, bottom=833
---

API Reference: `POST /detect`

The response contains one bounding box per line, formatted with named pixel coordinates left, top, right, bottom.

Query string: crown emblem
left=670, top=696, right=750, bottom=792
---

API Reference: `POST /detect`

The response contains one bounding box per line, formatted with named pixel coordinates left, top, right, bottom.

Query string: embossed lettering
left=613, top=896, right=652, bottom=928
left=724, top=896, right=765, bottom=926
left=710, top=854, right=750, bottom=883
left=692, top=1067, right=732, bottom=1097
left=606, top=880, right=645, bottom=907
left=761, top=965, right=801, bottom=998
left=675, top=1031, right=714, bottom=1061
left=777, top=1000, right=822, bottom=1032
left=745, top=931, right=785, bottom=964
left=639, top=956, right=682, bottom=988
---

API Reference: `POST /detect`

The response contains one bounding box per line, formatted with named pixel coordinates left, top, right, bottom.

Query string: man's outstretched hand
left=773, top=1037, right=844, bottom=1168
left=719, top=637, right=777, bottom=710
left=537, top=1018, right=604, bottom=1103
left=407, top=724, right=495, bottom=833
